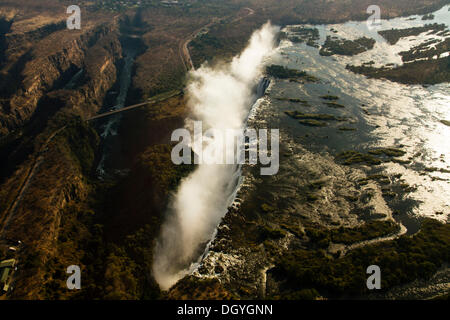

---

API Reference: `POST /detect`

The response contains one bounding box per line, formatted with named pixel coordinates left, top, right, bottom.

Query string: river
left=269, top=5, right=450, bottom=231
left=187, top=6, right=449, bottom=299
left=96, top=45, right=137, bottom=178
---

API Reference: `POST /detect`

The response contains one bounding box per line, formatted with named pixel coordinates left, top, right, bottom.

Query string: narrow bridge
left=86, top=90, right=182, bottom=121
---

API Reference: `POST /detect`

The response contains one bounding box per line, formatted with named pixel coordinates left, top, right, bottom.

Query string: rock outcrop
left=0, top=17, right=122, bottom=136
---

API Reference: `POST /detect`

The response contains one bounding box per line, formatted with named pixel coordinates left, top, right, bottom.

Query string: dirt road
left=0, top=126, right=66, bottom=236
left=179, top=7, right=255, bottom=71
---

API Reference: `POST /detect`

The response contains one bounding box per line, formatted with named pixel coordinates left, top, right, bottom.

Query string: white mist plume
left=152, top=22, right=279, bottom=290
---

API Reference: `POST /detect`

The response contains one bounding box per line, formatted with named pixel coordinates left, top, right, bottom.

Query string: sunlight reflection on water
left=274, top=5, right=450, bottom=221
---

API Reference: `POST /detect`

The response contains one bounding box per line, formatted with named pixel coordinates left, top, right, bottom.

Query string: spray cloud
left=152, top=22, right=279, bottom=290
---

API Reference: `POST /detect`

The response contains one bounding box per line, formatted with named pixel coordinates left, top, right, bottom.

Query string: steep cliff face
left=0, top=17, right=13, bottom=65
left=0, top=19, right=122, bottom=190
left=0, top=20, right=122, bottom=136
left=3, top=119, right=99, bottom=299
left=0, top=13, right=125, bottom=299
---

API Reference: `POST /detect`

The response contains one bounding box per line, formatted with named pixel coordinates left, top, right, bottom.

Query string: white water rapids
left=152, top=22, right=279, bottom=290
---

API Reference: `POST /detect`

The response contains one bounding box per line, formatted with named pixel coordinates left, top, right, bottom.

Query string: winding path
left=179, top=7, right=256, bottom=71
left=0, top=88, right=184, bottom=238
left=328, top=222, right=408, bottom=258
left=0, top=126, right=66, bottom=236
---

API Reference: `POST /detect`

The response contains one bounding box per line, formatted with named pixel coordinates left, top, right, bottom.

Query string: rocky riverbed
left=170, top=6, right=450, bottom=300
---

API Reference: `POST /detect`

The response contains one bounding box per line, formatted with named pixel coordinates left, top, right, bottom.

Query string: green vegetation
left=324, top=102, right=346, bottom=108
left=276, top=97, right=308, bottom=104
left=280, top=288, right=321, bottom=300
left=134, top=144, right=195, bottom=201
left=423, top=167, right=450, bottom=173
left=288, top=27, right=320, bottom=47
left=266, top=65, right=307, bottom=79
left=391, top=158, right=412, bottom=165
left=321, top=95, right=339, bottom=101
left=336, top=150, right=382, bottom=165
left=307, top=178, right=328, bottom=190
left=320, top=36, right=375, bottom=56
left=306, top=192, right=320, bottom=201
left=58, top=118, right=99, bottom=175
left=290, top=27, right=319, bottom=38
left=280, top=224, right=304, bottom=239
left=168, top=276, right=234, bottom=300
left=3, top=0, right=450, bottom=301
left=264, top=65, right=319, bottom=82
left=306, top=40, right=320, bottom=48
left=304, top=220, right=400, bottom=247
left=39, top=142, right=195, bottom=300
left=187, top=7, right=262, bottom=68
left=39, top=186, right=163, bottom=300
left=259, top=226, right=286, bottom=241
left=261, top=203, right=275, bottom=213
left=286, top=110, right=349, bottom=127
left=379, top=24, right=446, bottom=45
left=337, top=147, right=408, bottom=166
left=440, top=120, right=450, bottom=126
left=289, top=75, right=321, bottom=83
left=347, top=56, right=450, bottom=84
left=358, top=174, right=390, bottom=185
left=288, top=36, right=305, bottom=43
left=330, top=221, right=400, bottom=244
left=272, top=219, right=449, bottom=298
left=304, top=228, right=331, bottom=248
left=399, top=38, right=450, bottom=63
left=382, top=189, right=397, bottom=198
left=92, top=0, right=194, bottom=12
left=338, top=127, right=357, bottom=131
left=368, top=148, right=406, bottom=157
left=190, top=33, right=223, bottom=53
left=298, top=119, right=327, bottom=127
left=285, top=111, right=344, bottom=121
left=304, top=179, right=327, bottom=201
